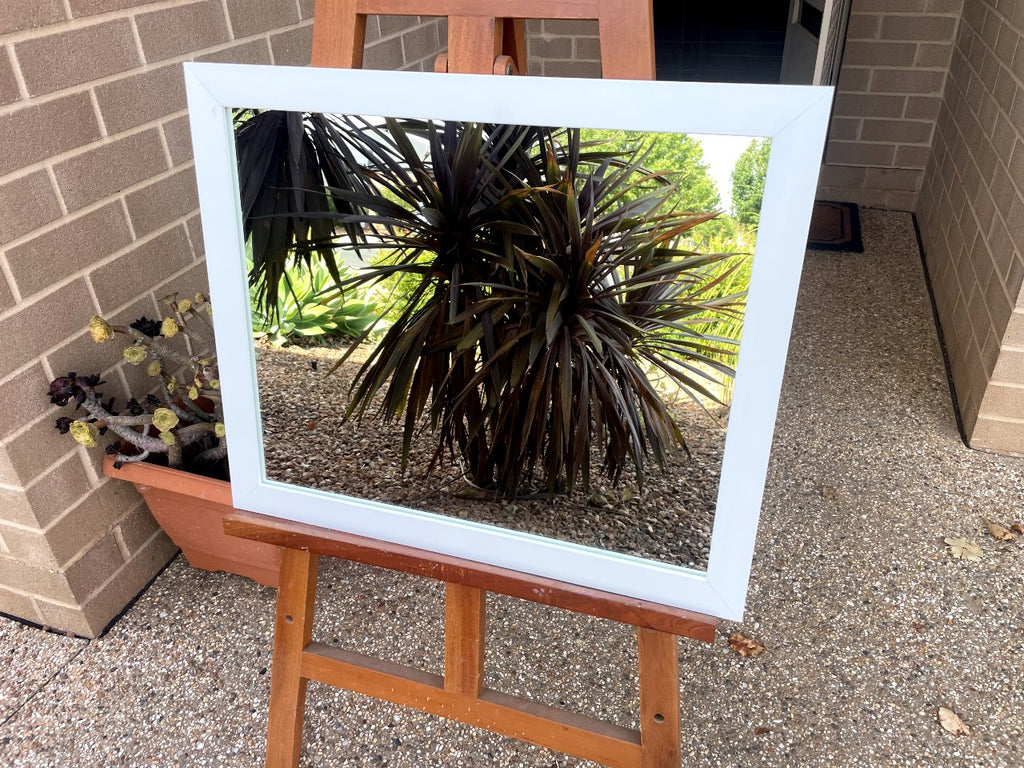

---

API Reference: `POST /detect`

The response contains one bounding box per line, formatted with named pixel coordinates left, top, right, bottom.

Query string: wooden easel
left=227, top=4, right=718, bottom=766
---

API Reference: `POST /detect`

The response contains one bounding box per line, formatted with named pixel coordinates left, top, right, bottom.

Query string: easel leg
left=444, top=583, right=486, bottom=696
left=638, top=627, right=681, bottom=768
left=266, top=548, right=319, bottom=768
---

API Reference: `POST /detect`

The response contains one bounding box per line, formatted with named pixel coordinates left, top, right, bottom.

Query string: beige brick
left=970, top=414, right=1024, bottom=453
left=860, top=118, right=934, bottom=144
left=6, top=203, right=132, bottom=299
left=364, top=14, right=382, bottom=43
left=197, top=39, right=272, bottom=65
left=0, top=279, right=94, bottom=378
left=0, top=522, right=59, bottom=568
left=895, top=144, right=933, bottom=168
left=95, top=64, right=186, bottom=135
left=855, top=0, right=926, bottom=10
left=225, top=0, right=299, bottom=38
left=833, top=92, right=906, bottom=118
left=402, top=21, right=442, bottom=64
left=927, top=0, right=964, bottom=11
left=826, top=141, right=897, bottom=167
left=115, top=501, right=161, bottom=555
left=915, top=42, right=955, bottom=68
left=1005, top=311, right=1024, bottom=346
left=838, top=67, right=870, bottom=92
left=90, top=225, right=194, bottom=313
left=124, top=168, right=199, bottom=239
left=69, top=0, right=163, bottom=15
left=542, top=19, right=597, bottom=36
left=544, top=60, right=602, bottom=78
left=15, top=19, right=139, bottom=98
left=136, top=1, right=230, bottom=64
left=904, top=94, right=943, bottom=119
left=63, top=532, right=125, bottom=602
left=53, top=129, right=168, bottom=214
left=270, top=25, right=313, bottom=67
left=364, top=35, right=404, bottom=69
left=23, top=455, right=93, bottom=529
left=575, top=36, right=601, bottom=62
left=32, top=599, right=94, bottom=636
left=843, top=41, right=917, bottom=67
left=530, top=36, right=573, bottom=60
left=299, top=0, right=315, bottom=20
left=0, top=170, right=62, bottom=244
left=0, top=93, right=101, bottom=178
left=45, top=476, right=140, bottom=568
left=0, top=552, right=75, bottom=602
left=162, top=114, right=194, bottom=166
left=185, top=213, right=206, bottom=259
left=0, top=278, right=14, bottom=313
left=880, top=14, right=957, bottom=42
left=0, top=46, right=20, bottom=107
left=70, top=530, right=178, bottom=637
left=378, top=15, right=420, bottom=38
left=0, top=486, right=38, bottom=528
left=46, top=332, right=125, bottom=395
left=870, top=68, right=946, bottom=94
left=0, top=0, right=65, bottom=35
left=846, top=13, right=881, bottom=40
left=2, top=412, right=80, bottom=489
left=0, top=363, right=51, bottom=440
left=0, top=585, right=42, bottom=625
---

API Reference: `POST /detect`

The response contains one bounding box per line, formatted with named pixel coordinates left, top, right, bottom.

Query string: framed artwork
left=185, top=62, right=832, bottom=621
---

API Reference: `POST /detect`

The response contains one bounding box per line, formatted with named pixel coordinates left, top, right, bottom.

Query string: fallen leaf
left=938, top=706, right=970, bottom=735
left=912, top=623, right=925, bottom=633
left=944, top=537, right=982, bottom=561
left=754, top=727, right=772, bottom=736
left=1010, top=523, right=1024, bottom=535
left=984, top=519, right=1016, bottom=541
left=728, top=631, right=766, bottom=657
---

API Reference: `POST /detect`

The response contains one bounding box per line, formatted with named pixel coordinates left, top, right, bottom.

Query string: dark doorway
left=654, top=0, right=791, bottom=83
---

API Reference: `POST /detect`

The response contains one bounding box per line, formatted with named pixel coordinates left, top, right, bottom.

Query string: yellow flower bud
left=165, top=375, right=176, bottom=393
left=161, top=317, right=179, bottom=337
left=151, top=407, right=179, bottom=432
left=123, top=346, right=148, bottom=365
left=147, top=361, right=162, bottom=377
left=194, top=293, right=206, bottom=305
left=177, top=298, right=192, bottom=314
left=214, top=422, right=226, bottom=438
left=89, top=316, right=114, bottom=344
left=188, top=386, right=199, bottom=400
left=159, top=431, right=176, bottom=446
left=70, top=420, right=99, bottom=448
left=209, top=379, right=220, bottom=390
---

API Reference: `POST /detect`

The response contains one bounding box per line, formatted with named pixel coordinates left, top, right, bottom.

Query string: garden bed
left=256, top=343, right=725, bottom=571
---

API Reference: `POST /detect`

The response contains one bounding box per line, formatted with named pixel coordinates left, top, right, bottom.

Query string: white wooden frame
left=184, top=62, right=832, bottom=621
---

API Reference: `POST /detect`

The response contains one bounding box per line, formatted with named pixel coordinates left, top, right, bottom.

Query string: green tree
left=579, top=129, right=735, bottom=246
left=731, top=138, right=770, bottom=230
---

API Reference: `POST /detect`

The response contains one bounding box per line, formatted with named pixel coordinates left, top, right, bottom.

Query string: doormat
left=807, top=200, right=862, bottom=252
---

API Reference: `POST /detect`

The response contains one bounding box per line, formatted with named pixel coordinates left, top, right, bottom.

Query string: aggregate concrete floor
left=1, top=209, right=1022, bottom=767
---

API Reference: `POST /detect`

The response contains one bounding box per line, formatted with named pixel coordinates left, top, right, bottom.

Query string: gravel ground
left=1, top=209, right=1022, bottom=767
left=255, top=343, right=723, bottom=571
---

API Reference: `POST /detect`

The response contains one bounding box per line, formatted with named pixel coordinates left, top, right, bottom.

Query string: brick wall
left=816, top=0, right=964, bottom=210
left=524, top=19, right=602, bottom=78
left=0, top=2, right=443, bottom=637
left=916, top=0, right=1024, bottom=453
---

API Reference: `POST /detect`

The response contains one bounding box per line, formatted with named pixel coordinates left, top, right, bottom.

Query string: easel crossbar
left=224, top=512, right=716, bottom=642
left=301, top=642, right=644, bottom=766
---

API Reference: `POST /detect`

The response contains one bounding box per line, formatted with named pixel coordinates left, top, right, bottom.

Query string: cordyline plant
left=313, top=118, right=744, bottom=497
left=47, top=293, right=227, bottom=478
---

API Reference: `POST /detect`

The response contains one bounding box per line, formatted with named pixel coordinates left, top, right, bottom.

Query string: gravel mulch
left=255, top=343, right=724, bottom=571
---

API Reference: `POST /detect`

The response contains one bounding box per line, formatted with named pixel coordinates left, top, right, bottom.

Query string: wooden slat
left=444, top=584, right=486, bottom=695
left=311, top=0, right=365, bottom=68
left=265, top=549, right=319, bottom=768
left=597, top=0, right=655, bottom=79
left=301, top=642, right=643, bottom=767
left=224, top=512, right=716, bottom=642
left=446, top=15, right=503, bottom=73
left=349, top=0, right=601, bottom=18
left=637, top=628, right=681, bottom=768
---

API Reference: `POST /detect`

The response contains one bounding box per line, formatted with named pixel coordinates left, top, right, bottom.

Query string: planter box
left=104, top=455, right=280, bottom=588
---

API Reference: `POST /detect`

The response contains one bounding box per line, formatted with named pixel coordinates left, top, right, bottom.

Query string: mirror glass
left=240, top=112, right=769, bottom=574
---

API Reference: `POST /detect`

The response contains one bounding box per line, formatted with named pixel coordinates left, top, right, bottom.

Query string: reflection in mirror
left=240, top=112, right=769, bottom=573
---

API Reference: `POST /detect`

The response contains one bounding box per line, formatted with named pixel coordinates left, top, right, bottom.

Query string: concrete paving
left=1, top=209, right=1021, bottom=767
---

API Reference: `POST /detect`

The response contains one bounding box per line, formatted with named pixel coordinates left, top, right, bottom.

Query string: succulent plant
left=48, top=293, right=228, bottom=478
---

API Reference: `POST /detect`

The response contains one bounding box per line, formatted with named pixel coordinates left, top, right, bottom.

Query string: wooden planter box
left=104, top=455, right=280, bottom=588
